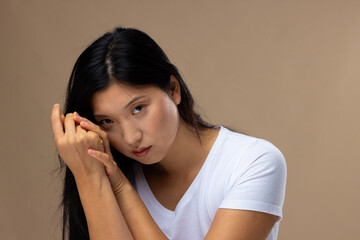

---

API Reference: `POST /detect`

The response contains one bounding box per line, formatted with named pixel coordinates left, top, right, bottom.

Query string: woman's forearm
left=76, top=174, right=134, bottom=240
left=114, top=183, right=168, bottom=240
left=67, top=111, right=167, bottom=239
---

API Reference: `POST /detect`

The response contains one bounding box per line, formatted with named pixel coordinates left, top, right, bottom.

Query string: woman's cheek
left=157, top=99, right=179, bottom=140
left=106, top=131, right=125, bottom=154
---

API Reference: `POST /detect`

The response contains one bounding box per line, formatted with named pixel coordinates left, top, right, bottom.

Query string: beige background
left=1, top=0, right=359, bottom=239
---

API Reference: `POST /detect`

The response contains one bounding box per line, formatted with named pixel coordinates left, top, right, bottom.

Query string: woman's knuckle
left=87, top=131, right=95, bottom=137
left=67, top=135, right=76, bottom=144
left=55, top=138, right=62, bottom=146
left=102, top=153, right=108, bottom=159
left=88, top=133, right=98, bottom=141
left=57, top=138, right=67, bottom=148
left=78, top=134, right=86, bottom=141
left=101, top=131, right=108, bottom=139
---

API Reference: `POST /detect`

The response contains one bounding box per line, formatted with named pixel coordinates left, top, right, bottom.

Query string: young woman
left=51, top=27, right=287, bottom=240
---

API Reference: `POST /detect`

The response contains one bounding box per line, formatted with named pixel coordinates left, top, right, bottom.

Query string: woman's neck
left=144, top=121, right=220, bottom=179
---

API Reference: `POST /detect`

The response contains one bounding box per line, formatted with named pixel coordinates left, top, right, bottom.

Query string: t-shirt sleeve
left=219, top=139, right=287, bottom=222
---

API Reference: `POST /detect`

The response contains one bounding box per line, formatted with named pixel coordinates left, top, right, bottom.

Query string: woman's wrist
left=112, top=180, right=168, bottom=240
left=75, top=171, right=109, bottom=193
left=74, top=170, right=135, bottom=240
left=113, top=179, right=132, bottom=195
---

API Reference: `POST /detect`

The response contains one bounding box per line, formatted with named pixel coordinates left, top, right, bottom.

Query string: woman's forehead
left=91, top=83, right=162, bottom=110
left=95, top=83, right=154, bottom=98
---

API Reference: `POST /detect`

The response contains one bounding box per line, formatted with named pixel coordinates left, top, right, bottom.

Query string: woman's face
left=91, top=80, right=181, bottom=165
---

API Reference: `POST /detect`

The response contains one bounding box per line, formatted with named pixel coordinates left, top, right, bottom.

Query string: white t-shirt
left=132, top=126, right=287, bottom=240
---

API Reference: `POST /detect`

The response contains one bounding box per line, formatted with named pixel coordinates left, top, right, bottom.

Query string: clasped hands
left=51, top=104, right=125, bottom=194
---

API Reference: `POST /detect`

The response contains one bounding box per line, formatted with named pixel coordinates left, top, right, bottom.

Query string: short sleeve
left=219, top=139, right=287, bottom=222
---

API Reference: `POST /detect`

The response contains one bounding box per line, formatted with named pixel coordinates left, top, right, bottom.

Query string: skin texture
left=51, top=106, right=134, bottom=240
left=52, top=76, right=278, bottom=239
left=89, top=77, right=220, bottom=210
left=91, top=81, right=180, bottom=166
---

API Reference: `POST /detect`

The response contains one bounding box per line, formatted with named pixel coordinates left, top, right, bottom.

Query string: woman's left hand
left=73, top=112, right=129, bottom=195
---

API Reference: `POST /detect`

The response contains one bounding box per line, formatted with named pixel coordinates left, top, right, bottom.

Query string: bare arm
left=51, top=104, right=133, bottom=240
left=75, top=114, right=279, bottom=240
left=75, top=114, right=168, bottom=240
left=76, top=174, right=134, bottom=240
left=205, top=209, right=278, bottom=240
left=114, top=182, right=168, bottom=240
left=86, top=147, right=277, bottom=240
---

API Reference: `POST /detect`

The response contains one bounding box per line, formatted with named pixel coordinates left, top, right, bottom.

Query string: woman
left=51, top=27, right=287, bottom=240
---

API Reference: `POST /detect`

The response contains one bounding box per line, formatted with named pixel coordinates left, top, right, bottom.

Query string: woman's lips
left=132, top=146, right=152, bottom=157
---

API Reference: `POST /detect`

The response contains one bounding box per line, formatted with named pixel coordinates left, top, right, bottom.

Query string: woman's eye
left=99, top=119, right=113, bottom=128
left=103, top=119, right=113, bottom=124
left=132, top=105, right=143, bottom=115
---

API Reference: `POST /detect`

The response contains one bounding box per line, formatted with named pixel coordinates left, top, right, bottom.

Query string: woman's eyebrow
left=93, top=95, right=146, bottom=118
left=124, top=95, right=146, bottom=109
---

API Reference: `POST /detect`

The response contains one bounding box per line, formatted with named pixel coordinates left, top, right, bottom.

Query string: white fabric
left=132, top=126, right=287, bottom=240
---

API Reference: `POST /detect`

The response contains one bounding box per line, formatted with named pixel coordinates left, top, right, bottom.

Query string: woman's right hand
left=72, top=113, right=131, bottom=196
left=50, top=104, right=106, bottom=182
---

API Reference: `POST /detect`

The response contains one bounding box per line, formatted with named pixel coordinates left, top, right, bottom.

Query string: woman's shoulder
left=214, top=126, right=286, bottom=170
left=213, top=126, right=287, bottom=197
left=218, top=126, right=281, bottom=152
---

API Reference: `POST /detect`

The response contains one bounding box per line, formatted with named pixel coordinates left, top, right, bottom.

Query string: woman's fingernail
left=81, top=121, right=88, bottom=126
left=73, top=112, right=82, bottom=120
left=53, top=103, right=59, bottom=108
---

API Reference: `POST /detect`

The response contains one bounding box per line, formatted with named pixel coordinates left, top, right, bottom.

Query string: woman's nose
left=122, top=124, right=142, bottom=147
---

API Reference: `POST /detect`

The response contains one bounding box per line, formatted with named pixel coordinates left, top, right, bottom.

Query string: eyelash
left=98, top=119, right=113, bottom=129
left=132, top=105, right=144, bottom=115
left=97, top=105, right=144, bottom=128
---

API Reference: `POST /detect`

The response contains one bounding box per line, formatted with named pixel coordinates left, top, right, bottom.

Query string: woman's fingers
left=88, top=149, right=117, bottom=170
left=51, top=107, right=110, bottom=178
left=74, top=113, right=111, bottom=154
left=51, top=104, right=65, bottom=140
left=64, top=113, right=76, bottom=134
left=76, top=125, right=87, bottom=134
left=87, top=131, right=105, bottom=151
left=51, top=106, right=89, bottom=138
left=88, top=149, right=124, bottom=195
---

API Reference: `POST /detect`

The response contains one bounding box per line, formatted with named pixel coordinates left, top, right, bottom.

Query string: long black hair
left=60, top=27, right=214, bottom=239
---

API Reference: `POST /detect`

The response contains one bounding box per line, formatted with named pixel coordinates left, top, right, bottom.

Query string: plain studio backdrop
left=0, top=0, right=359, bottom=239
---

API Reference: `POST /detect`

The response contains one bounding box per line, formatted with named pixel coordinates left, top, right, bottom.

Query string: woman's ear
left=169, top=75, right=181, bottom=105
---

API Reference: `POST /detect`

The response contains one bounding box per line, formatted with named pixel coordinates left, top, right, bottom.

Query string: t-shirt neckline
left=137, top=125, right=225, bottom=216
